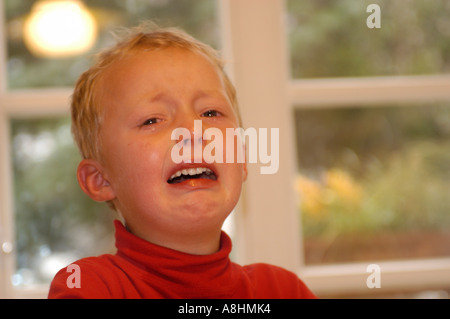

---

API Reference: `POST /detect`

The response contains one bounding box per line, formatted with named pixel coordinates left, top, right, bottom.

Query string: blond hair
left=71, top=22, right=240, bottom=161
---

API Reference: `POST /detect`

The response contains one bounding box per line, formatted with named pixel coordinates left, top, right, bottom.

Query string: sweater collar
left=113, top=220, right=240, bottom=297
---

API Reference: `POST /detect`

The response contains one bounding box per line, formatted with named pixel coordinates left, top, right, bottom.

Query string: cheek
left=203, top=125, right=245, bottom=164
left=128, top=141, right=167, bottom=178
left=108, top=139, right=168, bottom=191
left=222, top=162, right=245, bottom=194
left=223, top=165, right=244, bottom=211
left=224, top=129, right=245, bottom=164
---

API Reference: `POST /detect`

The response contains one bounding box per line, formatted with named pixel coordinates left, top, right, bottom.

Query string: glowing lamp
left=23, top=0, right=97, bottom=58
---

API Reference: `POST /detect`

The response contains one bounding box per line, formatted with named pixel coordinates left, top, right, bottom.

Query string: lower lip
left=168, top=178, right=218, bottom=189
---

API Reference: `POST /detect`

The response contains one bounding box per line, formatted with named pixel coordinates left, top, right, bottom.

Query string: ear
left=76, top=159, right=116, bottom=202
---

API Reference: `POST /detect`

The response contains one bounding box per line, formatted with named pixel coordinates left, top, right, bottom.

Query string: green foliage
left=287, top=0, right=450, bottom=78
left=295, top=104, right=450, bottom=238
left=12, top=117, right=115, bottom=280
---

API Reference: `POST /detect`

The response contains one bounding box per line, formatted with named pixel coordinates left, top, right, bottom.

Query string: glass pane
left=294, top=103, right=450, bottom=265
left=5, top=0, right=218, bottom=89
left=11, top=117, right=115, bottom=287
left=286, top=0, right=450, bottom=78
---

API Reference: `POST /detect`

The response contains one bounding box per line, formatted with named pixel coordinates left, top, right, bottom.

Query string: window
left=217, top=0, right=450, bottom=298
left=286, top=0, right=450, bottom=296
left=11, top=117, right=115, bottom=288
left=294, top=103, right=450, bottom=265
left=0, top=0, right=219, bottom=298
left=288, top=0, right=450, bottom=78
left=5, top=0, right=219, bottom=89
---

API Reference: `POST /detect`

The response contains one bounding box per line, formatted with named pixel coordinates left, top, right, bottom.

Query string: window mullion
left=302, top=258, right=450, bottom=297
left=220, top=0, right=302, bottom=273
left=289, top=75, right=450, bottom=108
left=2, top=89, right=72, bottom=117
left=0, top=0, right=7, bottom=94
left=0, top=111, right=15, bottom=298
left=0, top=0, right=13, bottom=299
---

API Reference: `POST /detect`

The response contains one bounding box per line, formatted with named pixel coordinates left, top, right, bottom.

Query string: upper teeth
left=169, top=167, right=213, bottom=180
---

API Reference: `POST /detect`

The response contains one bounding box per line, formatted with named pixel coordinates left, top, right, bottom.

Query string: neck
left=127, top=226, right=223, bottom=255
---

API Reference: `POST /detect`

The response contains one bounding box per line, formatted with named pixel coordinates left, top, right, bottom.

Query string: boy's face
left=94, top=48, right=246, bottom=249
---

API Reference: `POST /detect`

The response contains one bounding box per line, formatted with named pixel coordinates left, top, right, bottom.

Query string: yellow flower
left=325, top=169, right=363, bottom=207
left=295, top=175, right=325, bottom=217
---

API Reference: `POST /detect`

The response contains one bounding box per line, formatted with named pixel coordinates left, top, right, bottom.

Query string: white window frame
left=289, top=75, right=450, bottom=297
left=221, top=0, right=450, bottom=297
left=1, top=0, right=450, bottom=298
left=0, top=1, right=73, bottom=298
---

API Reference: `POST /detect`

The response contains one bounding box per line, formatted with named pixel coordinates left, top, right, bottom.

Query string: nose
left=171, top=113, right=206, bottom=163
left=173, top=110, right=206, bottom=150
left=179, top=131, right=202, bottom=146
left=175, top=113, right=203, bottom=142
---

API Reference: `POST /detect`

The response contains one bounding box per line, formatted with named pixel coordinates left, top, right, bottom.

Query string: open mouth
left=167, top=167, right=217, bottom=184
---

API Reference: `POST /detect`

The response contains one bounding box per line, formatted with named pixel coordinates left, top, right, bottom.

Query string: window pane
left=5, top=0, right=218, bottom=89
left=11, top=117, right=115, bottom=287
left=286, top=0, right=450, bottom=78
left=294, top=103, right=450, bottom=265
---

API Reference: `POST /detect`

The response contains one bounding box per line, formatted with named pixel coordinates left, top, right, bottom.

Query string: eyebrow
left=148, top=91, right=168, bottom=104
left=192, top=89, right=230, bottom=104
left=146, top=89, right=229, bottom=106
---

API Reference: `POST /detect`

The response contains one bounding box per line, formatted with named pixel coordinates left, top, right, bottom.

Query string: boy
left=48, top=23, right=316, bottom=299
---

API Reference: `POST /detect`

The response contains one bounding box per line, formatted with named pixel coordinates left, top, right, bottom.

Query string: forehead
left=94, top=47, right=230, bottom=111
left=103, top=47, right=223, bottom=88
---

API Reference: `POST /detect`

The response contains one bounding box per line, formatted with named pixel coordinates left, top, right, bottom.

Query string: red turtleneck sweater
left=48, top=220, right=316, bottom=299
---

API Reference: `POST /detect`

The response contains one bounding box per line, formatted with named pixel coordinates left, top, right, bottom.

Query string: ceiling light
left=23, top=0, right=97, bottom=58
